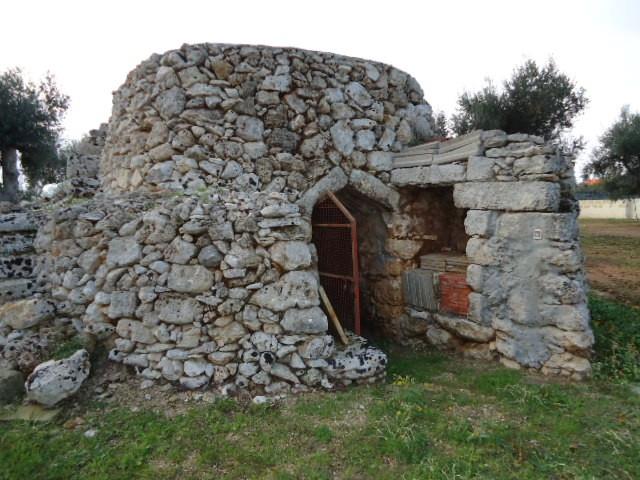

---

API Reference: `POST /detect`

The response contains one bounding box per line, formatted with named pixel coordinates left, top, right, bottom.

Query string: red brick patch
left=439, top=273, right=471, bottom=316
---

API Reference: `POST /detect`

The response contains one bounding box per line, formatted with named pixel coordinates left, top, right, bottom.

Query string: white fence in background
left=579, top=198, right=640, bottom=220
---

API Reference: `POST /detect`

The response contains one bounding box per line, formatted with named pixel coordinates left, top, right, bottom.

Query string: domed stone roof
left=100, top=43, right=434, bottom=195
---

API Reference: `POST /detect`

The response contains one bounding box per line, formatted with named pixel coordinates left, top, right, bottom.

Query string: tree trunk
left=1, top=147, right=19, bottom=203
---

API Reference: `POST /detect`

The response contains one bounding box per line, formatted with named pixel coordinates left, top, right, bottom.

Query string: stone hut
left=1, top=43, right=593, bottom=397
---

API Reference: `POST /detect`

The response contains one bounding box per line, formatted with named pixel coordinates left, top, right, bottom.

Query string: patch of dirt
left=448, top=403, right=507, bottom=426
left=580, top=219, right=640, bottom=239
left=60, top=357, right=224, bottom=421
left=580, top=219, right=640, bottom=307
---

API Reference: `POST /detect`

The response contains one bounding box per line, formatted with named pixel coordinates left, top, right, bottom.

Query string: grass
left=590, top=295, right=640, bottom=382
left=1, top=340, right=639, bottom=480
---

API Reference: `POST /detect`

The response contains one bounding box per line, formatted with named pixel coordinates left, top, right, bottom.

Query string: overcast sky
left=1, top=0, right=638, bottom=177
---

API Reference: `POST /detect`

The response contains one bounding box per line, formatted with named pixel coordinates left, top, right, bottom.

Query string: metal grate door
left=311, top=192, right=361, bottom=335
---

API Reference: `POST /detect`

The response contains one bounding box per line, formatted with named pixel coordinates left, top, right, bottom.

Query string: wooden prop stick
left=319, top=286, right=349, bottom=345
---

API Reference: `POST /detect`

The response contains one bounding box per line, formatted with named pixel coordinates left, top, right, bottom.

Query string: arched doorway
left=311, top=192, right=361, bottom=335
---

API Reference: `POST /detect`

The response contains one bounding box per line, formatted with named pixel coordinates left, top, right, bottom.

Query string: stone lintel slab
left=454, top=181, right=560, bottom=212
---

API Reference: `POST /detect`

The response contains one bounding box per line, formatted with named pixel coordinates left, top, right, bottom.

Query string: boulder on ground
left=25, top=349, right=90, bottom=407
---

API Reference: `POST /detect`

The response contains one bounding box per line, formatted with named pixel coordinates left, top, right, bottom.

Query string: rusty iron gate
left=311, top=192, right=361, bottom=335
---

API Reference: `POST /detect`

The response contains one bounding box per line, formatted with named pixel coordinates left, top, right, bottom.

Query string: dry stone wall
left=389, top=131, right=592, bottom=378
left=100, top=43, right=432, bottom=195
left=34, top=187, right=387, bottom=392
left=15, top=43, right=594, bottom=395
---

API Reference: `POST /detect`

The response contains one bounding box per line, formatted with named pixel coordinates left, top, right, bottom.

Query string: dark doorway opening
left=311, top=192, right=361, bottom=335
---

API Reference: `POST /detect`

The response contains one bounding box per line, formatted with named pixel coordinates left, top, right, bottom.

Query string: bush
left=590, top=295, right=640, bottom=382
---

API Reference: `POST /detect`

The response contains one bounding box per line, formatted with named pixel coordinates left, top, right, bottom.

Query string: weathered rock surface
left=0, top=298, right=54, bottom=330
left=25, top=350, right=90, bottom=406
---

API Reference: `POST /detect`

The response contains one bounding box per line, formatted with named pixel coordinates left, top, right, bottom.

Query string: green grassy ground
left=2, top=296, right=639, bottom=480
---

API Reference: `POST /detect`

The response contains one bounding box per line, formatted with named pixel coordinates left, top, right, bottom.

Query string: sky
left=1, top=0, right=638, bottom=177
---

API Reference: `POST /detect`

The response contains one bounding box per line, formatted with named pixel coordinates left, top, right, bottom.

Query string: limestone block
left=297, top=167, right=348, bottom=214
left=236, top=116, right=264, bottom=142
left=148, top=143, right=176, bottom=162
left=467, top=156, right=495, bottom=181
left=543, top=325, right=594, bottom=351
left=197, top=245, right=223, bottom=268
left=345, top=81, right=373, bottom=107
left=25, top=350, right=90, bottom=407
left=390, top=166, right=430, bottom=187
left=281, top=306, right=328, bottom=334
left=155, top=296, right=203, bottom=324
left=330, top=120, right=354, bottom=156
left=465, top=237, right=498, bottom=266
left=464, top=210, right=497, bottom=237
left=429, top=163, right=466, bottom=184
left=130, top=321, right=155, bottom=344
left=297, top=335, right=335, bottom=360
left=453, top=182, right=560, bottom=212
left=269, top=241, right=312, bottom=271
left=434, top=313, right=494, bottom=343
left=261, top=74, right=292, bottom=92
left=513, top=155, right=562, bottom=176
left=106, top=236, right=142, bottom=267
left=349, top=169, right=399, bottom=209
left=108, top=291, right=138, bottom=319
left=496, top=213, right=577, bottom=242
left=250, top=271, right=320, bottom=311
left=211, top=321, right=247, bottom=344
left=540, top=304, right=589, bottom=331
left=467, top=292, right=490, bottom=326
left=494, top=321, right=551, bottom=369
left=146, top=161, right=175, bottom=184
left=0, top=297, right=55, bottom=330
left=154, top=86, right=186, bottom=120
left=542, top=352, right=591, bottom=378
left=164, top=237, right=197, bottom=264
left=168, top=265, right=214, bottom=293
left=538, top=273, right=584, bottom=305
left=367, top=151, right=393, bottom=172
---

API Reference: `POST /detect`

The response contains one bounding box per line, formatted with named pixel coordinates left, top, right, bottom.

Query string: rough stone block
left=434, top=313, right=494, bottom=343
left=429, top=163, right=466, bottom=184
left=454, top=181, right=560, bottom=212
left=513, top=155, right=562, bottom=176
left=390, top=166, right=430, bottom=186
left=464, top=210, right=497, bottom=237
left=496, top=213, right=577, bottom=242
left=349, top=169, right=399, bottom=209
left=466, top=156, right=495, bottom=181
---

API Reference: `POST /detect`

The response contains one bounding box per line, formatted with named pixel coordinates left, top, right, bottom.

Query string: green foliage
left=451, top=82, right=505, bottom=135
left=0, top=68, right=69, bottom=192
left=584, top=106, right=640, bottom=198
left=433, top=111, right=450, bottom=138
left=590, top=295, right=640, bottom=382
left=451, top=59, right=587, bottom=144
left=51, top=337, right=86, bottom=360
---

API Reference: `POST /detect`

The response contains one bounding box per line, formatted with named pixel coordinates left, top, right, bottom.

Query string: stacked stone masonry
left=0, top=43, right=593, bottom=398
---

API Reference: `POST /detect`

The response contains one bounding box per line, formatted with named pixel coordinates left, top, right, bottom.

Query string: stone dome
left=100, top=43, right=434, bottom=196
